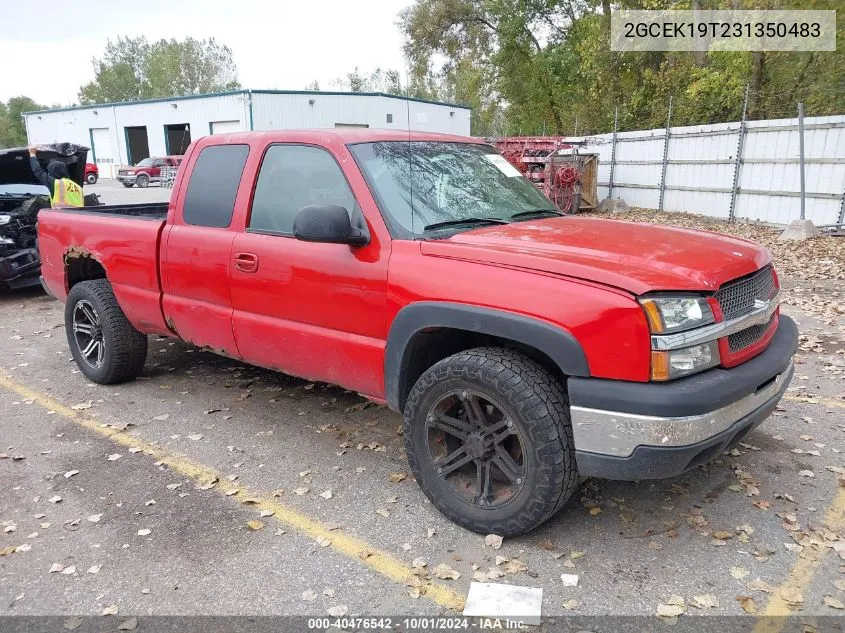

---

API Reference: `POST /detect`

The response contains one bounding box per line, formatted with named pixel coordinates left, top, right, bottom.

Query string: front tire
left=122, top=182, right=134, bottom=188
left=135, top=174, right=149, bottom=188
left=65, top=280, right=148, bottom=384
left=404, top=347, right=578, bottom=536
left=86, top=173, right=98, bottom=185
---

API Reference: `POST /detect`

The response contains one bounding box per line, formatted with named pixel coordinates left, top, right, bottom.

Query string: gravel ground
left=0, top=204, right=843, bottom=628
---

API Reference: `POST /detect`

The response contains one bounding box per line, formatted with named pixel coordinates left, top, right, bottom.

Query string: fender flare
left=385, top=301, right=590, bottom=411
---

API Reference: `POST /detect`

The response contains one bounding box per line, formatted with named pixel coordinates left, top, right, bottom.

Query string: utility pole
left=658, top=97, right=673, bottom=212
left=608, top=106, right=619, bottom=199
left=798, top=101, right=806, bottom=221
left=729, top=84, right=750, bottom=221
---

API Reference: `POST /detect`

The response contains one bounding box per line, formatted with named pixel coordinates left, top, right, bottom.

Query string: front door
left=150, top=158, right=165, bottom=181
left=229, top=143, right=390, bottom=397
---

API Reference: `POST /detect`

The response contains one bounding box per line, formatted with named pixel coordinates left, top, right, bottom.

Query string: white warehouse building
left=23, top=89, right=472, bottom=179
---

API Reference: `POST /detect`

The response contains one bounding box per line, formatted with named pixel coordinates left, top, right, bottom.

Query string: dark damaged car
left=0, top=143, right=95, bottom=291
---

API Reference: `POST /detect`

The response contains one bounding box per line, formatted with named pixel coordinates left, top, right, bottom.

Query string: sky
left=0, top=0, right=412, bottom=105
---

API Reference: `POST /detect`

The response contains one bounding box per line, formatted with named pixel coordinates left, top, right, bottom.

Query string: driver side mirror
left=293, top=205, right=369, bottom=246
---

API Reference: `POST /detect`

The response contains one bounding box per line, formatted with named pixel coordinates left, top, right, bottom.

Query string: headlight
left=0, top=214, right=10, bottom=225
left=127, top=171, right=136, bottom=175
left=639, top=296, right=715, bottom=334
left=651, top=341, right=720, bottom=381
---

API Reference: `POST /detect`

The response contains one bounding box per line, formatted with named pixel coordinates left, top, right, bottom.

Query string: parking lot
left=87, top=178, right=172, bottom=206
left=0, top=194, right=843, bottom=626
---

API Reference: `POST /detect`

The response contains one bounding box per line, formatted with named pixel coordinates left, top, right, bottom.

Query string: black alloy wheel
left=425, top=389, right=526, bottom=509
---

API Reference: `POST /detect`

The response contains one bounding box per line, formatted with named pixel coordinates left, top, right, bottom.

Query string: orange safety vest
left=51, top=178, right=84, bottom=208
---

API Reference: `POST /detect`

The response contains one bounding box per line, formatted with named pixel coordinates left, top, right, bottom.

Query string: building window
left=386, top=113, right=393, bottom=124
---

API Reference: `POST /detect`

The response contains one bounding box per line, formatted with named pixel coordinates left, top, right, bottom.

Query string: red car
left=117, top=155, right=182, bottom=188
left=37, top=129, right=796, bottom=535
left=85, top=163, right=98, bottom=185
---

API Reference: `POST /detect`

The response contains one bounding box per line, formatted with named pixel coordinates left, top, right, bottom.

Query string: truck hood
left=0, top=143, right=88, bottom=188
left=420, top=217, right=771, bottom=295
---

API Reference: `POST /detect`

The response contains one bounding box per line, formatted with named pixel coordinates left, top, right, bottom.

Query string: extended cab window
left=249, top=145, right=356, bottom=235
left=183, top=144, right=249, bottom=228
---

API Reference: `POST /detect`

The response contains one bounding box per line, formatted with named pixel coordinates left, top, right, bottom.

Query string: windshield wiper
left=423, top=217, right=510, bottom=232
left=510, top=209, right=565, bottom=221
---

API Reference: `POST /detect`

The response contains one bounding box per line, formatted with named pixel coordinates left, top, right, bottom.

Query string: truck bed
left=38, top=206, right=170, bottom=336
left=69, top=202, right=169, bottom=220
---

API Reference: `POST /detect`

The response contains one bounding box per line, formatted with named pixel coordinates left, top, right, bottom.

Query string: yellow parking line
left=783, top=394, right=845, bottom=409
left=752, top=485, right=845, bottom=633
left=0, top=373, right=466, bottom=612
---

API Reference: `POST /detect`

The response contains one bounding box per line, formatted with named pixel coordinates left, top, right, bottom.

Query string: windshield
left=349, top=142, right=557, bottom=236
left=136, top=158, right=154, bottom=167
left=0, top=183, right=49, bottom=197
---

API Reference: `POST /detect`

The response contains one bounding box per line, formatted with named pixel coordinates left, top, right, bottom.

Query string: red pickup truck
left=117, top=155, right=182, bottom=188
left=85, top=163, right=98, bottom=185
left=38, top=129, right=796, bottom=535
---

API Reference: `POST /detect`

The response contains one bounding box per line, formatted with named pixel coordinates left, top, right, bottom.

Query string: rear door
left=229, top=142, right=390, bottom=397
left=160, top=143, right=250, bottom=356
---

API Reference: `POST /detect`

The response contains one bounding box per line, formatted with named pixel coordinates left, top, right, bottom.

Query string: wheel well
left=398, top=328, right=566, bottom=412
left=66, top=254, right=106, bottom=289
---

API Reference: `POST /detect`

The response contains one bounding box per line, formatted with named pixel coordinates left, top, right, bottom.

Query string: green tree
left=0, top=96, right=43, bottom=149
left=0, top=103, right=11, bottom=149
left=79, top=36, right=240, bottom=104
left=331, top=67, right=405, bottom=94
left=400, top=0, right=582, bottom=135
left=400, top=0, right=845, bottom=135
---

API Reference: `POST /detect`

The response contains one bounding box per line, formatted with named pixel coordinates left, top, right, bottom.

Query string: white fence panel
left=592, top=114, right=845, bottom=225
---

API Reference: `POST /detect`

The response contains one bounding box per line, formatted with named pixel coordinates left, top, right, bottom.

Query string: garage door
left=210, top=120, right=242, bottom=135
left=90, top=127, right=116, bottom=179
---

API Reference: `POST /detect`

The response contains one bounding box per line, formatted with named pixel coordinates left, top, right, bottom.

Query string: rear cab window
left=182, top=144, right=249, bottom=228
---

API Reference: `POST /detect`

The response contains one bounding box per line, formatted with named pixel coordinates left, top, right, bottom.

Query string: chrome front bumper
left=570, top=362, right=793, bottom=458
left=567, top=314, right=798, bottom=480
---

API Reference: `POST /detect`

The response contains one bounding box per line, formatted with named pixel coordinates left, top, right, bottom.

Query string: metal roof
left=202, top=128, right=481, bottom=144
left=22, top=89, right=471, bottom=116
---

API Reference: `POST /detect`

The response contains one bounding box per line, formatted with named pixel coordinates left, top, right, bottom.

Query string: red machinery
left=493, top=136, right=585, bottom=213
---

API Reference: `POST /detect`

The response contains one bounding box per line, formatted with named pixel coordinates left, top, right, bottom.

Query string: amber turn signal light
left=650, top=350, right=670, bottom=381
left=641, top=299, right=665, bottom=333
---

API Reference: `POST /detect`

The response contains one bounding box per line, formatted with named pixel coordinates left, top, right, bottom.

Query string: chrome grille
left=716, top=266, right=776, bottom=321
left=728, top=316, right=774, bottom=353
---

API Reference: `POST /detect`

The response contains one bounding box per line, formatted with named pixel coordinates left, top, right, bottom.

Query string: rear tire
left=135, top=174, right=149, bottom=188
left=65, top=280, right=148, bottom=384
left=86, top=173, right=98, bottom=185
left=403, top=347, right=578, bottom=536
